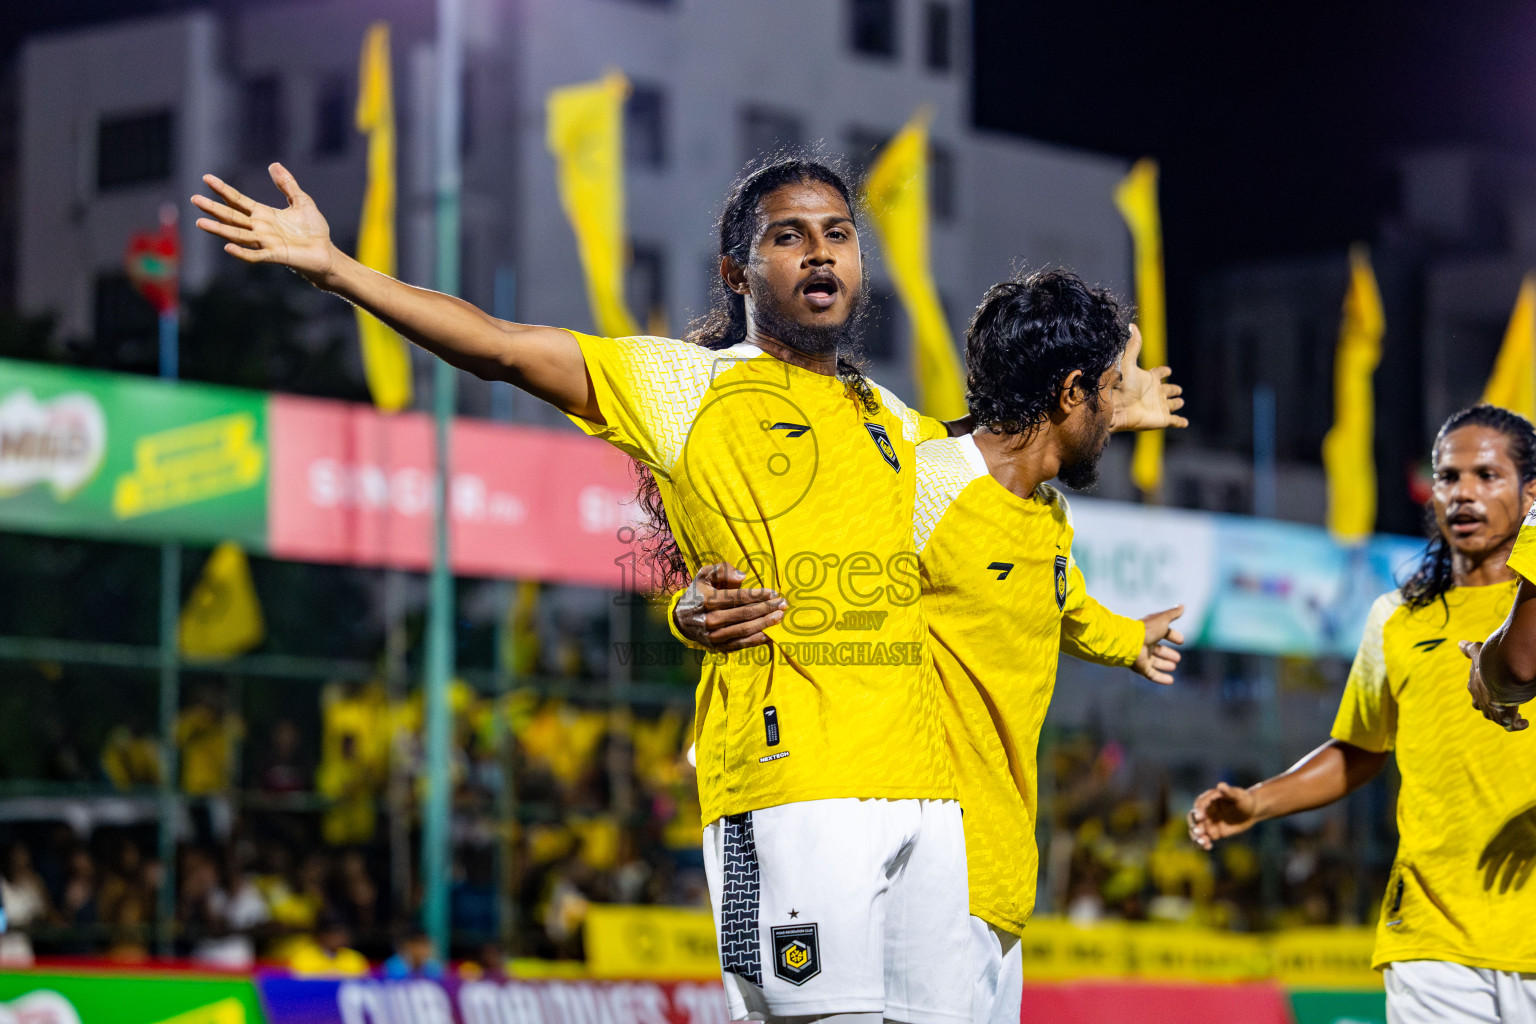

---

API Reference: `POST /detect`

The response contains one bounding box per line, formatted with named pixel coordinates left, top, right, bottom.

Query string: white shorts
left=1385, top=959, right=1536, bottom=1024
left=703, top=797, right=971, bottom=1024
left=967, top=916, right=1022, bottom=1024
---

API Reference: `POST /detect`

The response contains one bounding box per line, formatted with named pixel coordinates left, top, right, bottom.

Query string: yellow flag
left=179, top=542, right=266, bottom=659
left=1482, top=273, right=1536, bottom=420
left=1114, top=158, right=1168, bottom=497
left=1321, top=245, right=1386, bottom=544
left=863, top=109, right=967, bottom=421
left=546, top=72, right=642, bottom=339
left=354, top=22, right=411, bottom=412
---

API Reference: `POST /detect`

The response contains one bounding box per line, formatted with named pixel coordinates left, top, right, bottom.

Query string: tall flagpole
left=423, top=0, right=462, bottom=959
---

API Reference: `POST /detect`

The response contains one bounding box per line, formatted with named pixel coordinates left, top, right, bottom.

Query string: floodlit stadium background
left=1, top=1, right=1533, bottom=1022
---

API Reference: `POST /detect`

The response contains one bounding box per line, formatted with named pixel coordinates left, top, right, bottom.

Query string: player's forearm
left=1246, top=740, right=1386, bottom=823
left=318, top=250, right=595, bottom=416
left=1479, top=586, right=1536, bottom=703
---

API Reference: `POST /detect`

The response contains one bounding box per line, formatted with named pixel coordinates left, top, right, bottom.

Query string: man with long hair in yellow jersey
left=672, top=268, right=1189, bottom=1024
left=1191, top=405, right=1536, bottom=1024
left=194, top=156, right=977, bottom=1023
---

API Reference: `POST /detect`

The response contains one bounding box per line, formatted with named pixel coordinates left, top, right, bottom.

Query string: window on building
left=628, top=244, right=668, bottom=331
left=863, top=287, right=899, bottom=362
left=626, top=84, right=668, bottom=170
left=925, top=3, right=952, bottom=71
left=312, top=74, right=349, bottom=158
left=97, top=110, right=173, bottom=191
left=740, top=107, right=804, bottom=167
left=848, top=0, right=898, bottom=58
left=844, top=127, right=892, bottom=182
left=93, top=273, right=158, bottom=372
left=929, top=141, right=955, bottom=221
left=240, top=77, right=284, bottom=165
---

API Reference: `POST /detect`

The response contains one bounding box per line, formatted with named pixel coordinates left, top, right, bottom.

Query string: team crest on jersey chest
left=1054, top=555, right=1068, bottom=610
left=864, top=423, right=900, bottom=471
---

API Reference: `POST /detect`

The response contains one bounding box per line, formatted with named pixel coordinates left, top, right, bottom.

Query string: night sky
left=973, top=0, right=1536, bottom=351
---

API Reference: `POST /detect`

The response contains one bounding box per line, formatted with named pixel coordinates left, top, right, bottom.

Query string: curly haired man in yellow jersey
left=1194, top=405, right=1536, bottom=1024
left=674, top=269, right=1188, bottom=1024
left=195, top=156, right=981, bottom=1023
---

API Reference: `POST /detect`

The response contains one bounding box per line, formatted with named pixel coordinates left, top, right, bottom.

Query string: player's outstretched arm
left=1187, top=739, right=1387, bottom=850
left=192, top=164, right=597, bottom=420
left=671, top=563, right=783, bottom=653
left=1463, top=579, right=1536, bottom=731
left=1111, top=325, right=1187, bottom=433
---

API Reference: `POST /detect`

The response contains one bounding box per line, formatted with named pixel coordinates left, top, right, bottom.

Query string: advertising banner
left=1072, top=497, right=1423, bottom=658
left=266, top=396, right=650, bottom=588
left=0, top=970, right=265, bottom=1024
left=0, top=359, right=267, bottom=548
left=255, top=975, right=729, bottom=1024
left=1021, top=981, right=1293, bottom=1024
left=583, top=906, right=720, bottom=980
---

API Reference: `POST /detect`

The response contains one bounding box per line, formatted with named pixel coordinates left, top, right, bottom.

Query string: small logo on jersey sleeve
left=987, top=562, right=1013, bottom=580
left=1412, top=637, right=1446, bottom=652
left=771, top=923, right=821, bottom=985
left=864, top=423, right=900, bottom=472
left=1054, top=555, right=1068, bottom=610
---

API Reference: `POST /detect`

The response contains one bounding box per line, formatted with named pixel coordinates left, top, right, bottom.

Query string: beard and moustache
left=1056, top=399, right=1113, bottom=491
left=745, top=265, right=871, bottom=359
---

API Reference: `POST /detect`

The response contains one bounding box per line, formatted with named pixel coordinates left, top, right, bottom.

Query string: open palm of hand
left=1112, top=325, right=1188, bottom=433
left=191, top=163, right=335, bottom=282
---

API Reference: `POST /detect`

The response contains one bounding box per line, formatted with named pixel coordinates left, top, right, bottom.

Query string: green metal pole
left=423, top=0, right=463, bottom=960
left=156, top=306, right=180, bottom=956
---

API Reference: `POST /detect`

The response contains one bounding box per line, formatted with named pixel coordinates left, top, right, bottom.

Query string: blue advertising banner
left=1069, top=497, right=1424, bottom=658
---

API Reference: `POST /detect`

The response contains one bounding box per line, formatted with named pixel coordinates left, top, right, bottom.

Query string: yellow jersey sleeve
left=664, top=588, right=710, bottom=651
left=874, top=383, right=950, bottom=445
left=1059, top=561, right=1144, bottom=668
left=1330, top=591, right=1404, bottom=753
left=1508, top=504, right=1536, bottom=583
left=561, top=331, right=717, bottom=474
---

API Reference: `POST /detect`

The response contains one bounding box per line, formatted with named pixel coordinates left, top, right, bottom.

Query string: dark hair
left=964, top=267, right=1129, bottom=435
left=635, top=155, right=878, bottom=591
left=1400, top=403, right=1536, bottom=610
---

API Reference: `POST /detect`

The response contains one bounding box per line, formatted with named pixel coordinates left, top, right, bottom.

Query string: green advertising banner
left=1288, top=989, right=1388, bottom=1024
left=0, top=970, right=265, bottom=1024
left=0, top=359, right=267, bottom=548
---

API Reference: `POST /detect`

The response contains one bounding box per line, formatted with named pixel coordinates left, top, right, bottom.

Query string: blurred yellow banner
left=1114, top=158, right=1168, bottom=498
left=584, top=904, right=720, bottom=979
left=1322, top=245, right=1385, bottom=544
left=546, top=72, right=642, bottom=339
left=354, top=22, right=412, bottom=413
left=1482, top=273, right=1536, bottom=420
left=864, top=108, right=968, bottom=421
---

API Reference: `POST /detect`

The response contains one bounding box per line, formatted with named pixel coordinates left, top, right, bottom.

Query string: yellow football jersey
left=915, top=435, right=1144, bottom=934
left=567, top=332, right=953, bottom=823
left=1507, top=506, right=1536, bottom=583
left=1332, top=581, right=1536, bottom=972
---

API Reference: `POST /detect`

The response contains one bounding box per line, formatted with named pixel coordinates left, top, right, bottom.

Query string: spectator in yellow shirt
left=288, top=913, right=369, bottom=977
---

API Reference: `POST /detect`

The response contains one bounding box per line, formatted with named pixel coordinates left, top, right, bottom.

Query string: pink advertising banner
left=267, top=395, right=650, bottom=588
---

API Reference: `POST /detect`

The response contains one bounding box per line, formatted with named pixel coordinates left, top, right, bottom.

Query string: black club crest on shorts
left=770, top=922, right=821, bottom=985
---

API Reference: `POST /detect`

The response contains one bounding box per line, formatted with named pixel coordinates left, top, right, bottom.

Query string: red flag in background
left=126, top=207, right=180, bottom=314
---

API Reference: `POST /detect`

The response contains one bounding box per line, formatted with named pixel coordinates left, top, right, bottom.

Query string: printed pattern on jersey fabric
left=913, top=437, right=981, bottom=554
left=719, top=812, right=763, bottom=985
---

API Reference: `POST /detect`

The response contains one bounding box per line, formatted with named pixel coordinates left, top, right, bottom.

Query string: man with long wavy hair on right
left=1191, top=405, right=1536, bottom=1024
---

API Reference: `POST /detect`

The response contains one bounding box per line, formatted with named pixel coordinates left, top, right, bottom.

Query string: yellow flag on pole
left=179, top=542, right=266, bottom=660
left=1482, top=273, right=1536, bottom=420
left=353, top=22, right=412, bottom=413
left=546, top=72, right=641, bottom=339
left=1114, top=158, right=1168, bottom=497
left=863, top=109, right=967, bottom=421
left=1322, top=245, right=1386, bottom=544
